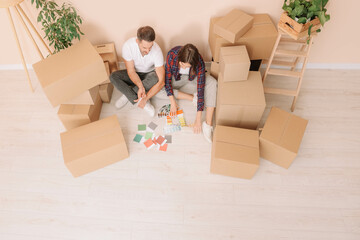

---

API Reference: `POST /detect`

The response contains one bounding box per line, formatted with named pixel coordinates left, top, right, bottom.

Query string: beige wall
left=0, top=0, right=358, bottom=66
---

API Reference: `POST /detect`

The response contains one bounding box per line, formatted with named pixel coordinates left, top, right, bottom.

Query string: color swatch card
left=133, top=134, right=143, bottom=143
left=138, top=124, right=146, bottom=131
left=144, top=139, right=155, bottom=150
left=159, top=143, right=168, bottom=152
left=145, top=131, right=153, bottom=139
left=155, top=136, right=167, bottom=146
left=148, top=122, right=158, bottom=131
left=165, top=135, right=172, bottom=144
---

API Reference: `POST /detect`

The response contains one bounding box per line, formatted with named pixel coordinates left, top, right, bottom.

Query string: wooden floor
left=0, top=69, right=359, bottom=240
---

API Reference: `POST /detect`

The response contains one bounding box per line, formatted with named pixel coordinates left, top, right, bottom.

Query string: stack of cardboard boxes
left=33, top=38, right=129, bottom=177
left=210, top=9, right=308, bottom=179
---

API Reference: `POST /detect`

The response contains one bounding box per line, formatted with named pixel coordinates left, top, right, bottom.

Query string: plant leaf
left=297, top=17, right=307, bottom=23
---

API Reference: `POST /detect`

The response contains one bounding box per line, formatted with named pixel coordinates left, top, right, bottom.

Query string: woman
left=163, top=44, right=217, bottom=143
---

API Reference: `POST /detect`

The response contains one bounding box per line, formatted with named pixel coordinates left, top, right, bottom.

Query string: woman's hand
left=193, top=111, right=202, bottom=134
left=170, top=101, right=178, bottom=116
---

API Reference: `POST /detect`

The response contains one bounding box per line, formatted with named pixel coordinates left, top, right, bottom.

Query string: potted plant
left=30, top=0, right=84, bottom=54
left=279, top=0, right=330, bottom=40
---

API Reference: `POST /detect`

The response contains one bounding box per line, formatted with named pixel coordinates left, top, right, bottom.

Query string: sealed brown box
left=211, top=125, right=259, bottom=179
left=63, top=86, right=99, bottom=105
left=210, top=61, right=220, bottom=79
left=33, top=38, right=108, bottom=107
left=209, top=14, right=278, bottom=61
left=216, top=71, right=265, bottom=129
left=58, top=90, right=102, bottom=130
left=260, top=107, right=308, bottom=169
left=220, top=45, right=250, bottom=82
left=99, top=83, right=114, bottom=103
left=60, top=115, right=129, bottom=177
left=94, top=43, right=119, bottom=73
left=214, top=9, right=254, bottom=43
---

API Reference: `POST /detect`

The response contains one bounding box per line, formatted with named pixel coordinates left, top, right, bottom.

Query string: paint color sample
left=156, top=136, right=166, bottom=145
left=165, top=135, right=172, bottom=144
left=145, top=131, right=153, bottom=139
left=144, top=139, right=155, bottom=149
left=133, top=134, right=143, bottom=143
left=138, top=124, right=146, bottom=131
left=160, top=144, right=168, bottom=152
left=148, top=122, right=158, bottom=131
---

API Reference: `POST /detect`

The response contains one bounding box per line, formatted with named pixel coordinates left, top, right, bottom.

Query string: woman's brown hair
left=178, top=44, right=200, bottom=74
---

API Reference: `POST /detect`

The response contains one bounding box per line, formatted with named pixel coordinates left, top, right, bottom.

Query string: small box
left=99, top=83, right=114, bottom=103
left=210, top=61, right=220, bottom=79
left=214, top=9, right=254, bottom=43
left=211, top=125, right=259, bottom=179
left=33, top=38, right=108, bottom=107
left=58, top=90, right=102, bottom=130
left=63, top=86, right=99, bottom=105
left=209, top=14, right=278, bottom=62
left=220, top=46, right=250, bottom=82
left=216, top=71, right=265, bottom=129
left=60, top=115, right=129, bottom=177
left=94, top=43, right=119, bottom=73
left=260, top=107, right=308, bottom=169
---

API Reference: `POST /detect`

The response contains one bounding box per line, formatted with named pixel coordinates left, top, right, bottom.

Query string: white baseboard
left=1, top=62, right=360, bottom=71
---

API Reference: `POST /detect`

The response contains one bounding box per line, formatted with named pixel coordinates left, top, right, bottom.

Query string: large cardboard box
left=210, top=61, right=220, bottom=79
left=58, top=90, right=102, bottom=130
left=209, top=14, right=278, bottom=61
left=94, top=43, right=119, bottom=73
left=211, top=125, right=259, bottom=179
left=99, top=83, right=114, bottom=103
left=33, top=38, right=108, bottom=107
left=214, top=9, right=254, bottom=43
left=60, top=115, right=129, bottom=177
left=219, top=45, right=250, bottom=82
left=260, top=107, right=308, bottom=169
left=216, top=71, right=265, bottom=129
left=63, top=86, right=99, bottom=105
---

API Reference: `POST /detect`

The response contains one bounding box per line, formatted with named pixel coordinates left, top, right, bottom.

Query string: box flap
left=33, top=38, right=102, bottom=88
left=251, top=14, right=273, bottom=25
left=60, top=115, right=125, bottom=162
left=215, top=142, right=259, bottom=166
left=215, top=125, right=258, bottom=148
left=261, top=107, right=308, bottom=154
left=94, top=43, right=115, bottom=54
left=240, top=23, right=278, bottom=40
left=218, top=71, right=265, bottom=106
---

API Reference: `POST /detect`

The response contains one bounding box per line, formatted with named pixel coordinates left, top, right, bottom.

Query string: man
left=110, top=26, right=165, bottom=116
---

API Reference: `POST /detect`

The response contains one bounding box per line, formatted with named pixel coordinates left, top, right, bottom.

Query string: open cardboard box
left=33, top=38, right=108, bottom=107
left=94, top=43, right=119, bottom=74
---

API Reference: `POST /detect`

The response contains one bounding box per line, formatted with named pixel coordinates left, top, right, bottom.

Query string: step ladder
left=262, top=29, right=314, bottom=112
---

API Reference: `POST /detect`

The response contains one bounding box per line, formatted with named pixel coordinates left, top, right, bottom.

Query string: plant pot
left=278, top=12, right=321, bottom=40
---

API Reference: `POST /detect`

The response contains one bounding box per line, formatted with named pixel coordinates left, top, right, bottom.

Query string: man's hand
left=134, top=87, right=146, bottom=104
left=137, top=97, right=147, bottom=109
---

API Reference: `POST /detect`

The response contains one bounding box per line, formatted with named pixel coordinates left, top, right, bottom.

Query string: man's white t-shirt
left=122, top=37, right=164, bottom=73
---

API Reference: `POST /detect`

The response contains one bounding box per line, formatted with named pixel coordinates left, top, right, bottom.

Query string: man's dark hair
left=137, top=26, right=156, bottom=42
left=178, top=44, right=200, bottom=73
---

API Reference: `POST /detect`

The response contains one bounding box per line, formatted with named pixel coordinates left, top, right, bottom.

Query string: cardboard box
left=94, top=43, right=119, bottom=73
left=99, top=83, right=114, bottom=103
left=58, top=90, right=102, bottom=130
left=63, top=86, right=99, bottom=105
left=260, top=107, right=308, bottom=169
left=33, top=38, right=108, bottom=107
left=211, top=125, right=259, bottom=179
left=216, top=71, right=265, bottom=129
left=101, top=61, right=111, bottom=84
left=214, top=9, right=254, bottom=43
left=210, top=61, right=220, bottom=79
left=219, top=46, right=250, bottom=82
left=209, top=14, right=278, bottom=61
left=60, top=115, right=129, bottom=177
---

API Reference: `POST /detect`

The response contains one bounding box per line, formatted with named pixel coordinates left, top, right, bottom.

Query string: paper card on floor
left=160, top=144, right=168, bottom=152
left=138, top=124, right=146, bottom=131
left=155, top=136, right=167, bottom=146
left=144, top=139, right=155, bottom=149
left=165, top=135, right=172, bottom=144
left=148, top=122, right=158, bottom=131
left=133, top=134, right=143, bottom=143
left=145, top=131, right=153, bottom=139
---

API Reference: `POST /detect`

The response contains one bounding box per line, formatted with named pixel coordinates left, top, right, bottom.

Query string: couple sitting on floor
left=110, top=26, right=217, bottom=143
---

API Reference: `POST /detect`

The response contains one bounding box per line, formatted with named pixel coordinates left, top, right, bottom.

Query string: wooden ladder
left=262, top=29, right=314, bottom=112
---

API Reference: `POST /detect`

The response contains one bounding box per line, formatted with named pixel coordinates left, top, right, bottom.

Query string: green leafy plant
left=31, top=0, right=84, bottom=54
